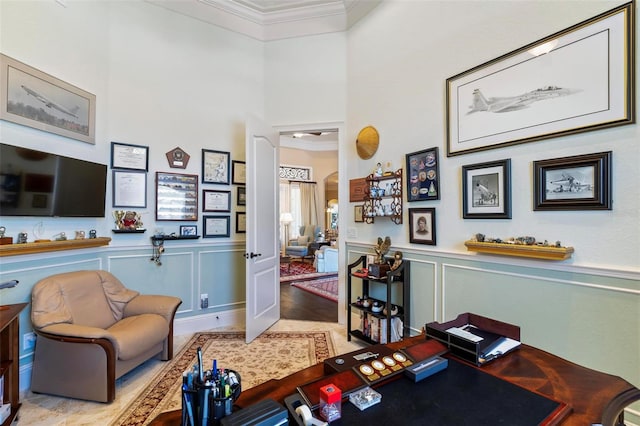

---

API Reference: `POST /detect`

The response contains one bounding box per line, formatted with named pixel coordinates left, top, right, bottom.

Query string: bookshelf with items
left=346, top=255, right=410, bottom=344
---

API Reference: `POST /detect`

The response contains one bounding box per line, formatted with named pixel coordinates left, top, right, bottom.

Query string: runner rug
left=291, top=276, right=338, bottom=302
left=280, top=261, right=336, bottom=283
left=112, top=331, right=335, bottom=426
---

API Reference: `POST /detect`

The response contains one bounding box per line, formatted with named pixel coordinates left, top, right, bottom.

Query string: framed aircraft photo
left=0, top=54, right=96, bottom=144
left=446, top=2, right=634, bottom=156
left=533, top=151, right=611, bottom=211
left=462, top=159, right=511, bottom=219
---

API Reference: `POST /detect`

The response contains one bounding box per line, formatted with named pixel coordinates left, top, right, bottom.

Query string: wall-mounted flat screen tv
left=0, top=143, right=107, bottom=217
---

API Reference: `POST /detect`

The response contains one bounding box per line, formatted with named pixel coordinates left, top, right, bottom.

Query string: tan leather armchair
left=30, top=270, right=182, bottom=403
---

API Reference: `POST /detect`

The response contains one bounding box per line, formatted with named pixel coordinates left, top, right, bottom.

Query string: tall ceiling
left=146, top=0, right=382, bottom=41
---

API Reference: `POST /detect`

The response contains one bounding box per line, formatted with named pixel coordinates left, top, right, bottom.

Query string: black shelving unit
left=347, top=255, right=410, bottom=344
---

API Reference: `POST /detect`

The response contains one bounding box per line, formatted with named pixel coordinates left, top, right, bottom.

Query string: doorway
left=277, top=125, right=340, bottom=323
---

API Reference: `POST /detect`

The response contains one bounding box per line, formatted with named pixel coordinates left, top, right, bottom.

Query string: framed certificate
left=203, top=189, right=231, bottom=212
left=203, top=215, right=230, bottom=238
left=113, top=170, right=147, bottom=208
left=111, top=142, right=149, bottom=171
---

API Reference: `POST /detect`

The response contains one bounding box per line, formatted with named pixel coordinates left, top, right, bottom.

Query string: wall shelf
left=464, top=240, right=574, bottom=261
left=0, top=237, right=111, bottom=257
left=150, top=235, right=200, bottom=242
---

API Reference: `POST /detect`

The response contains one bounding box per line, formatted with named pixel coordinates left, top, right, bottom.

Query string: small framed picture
left=533, top=151, right=611, bottom=211
left=462, top=159, right=511, bottom=219
left=180, top=225, right=197, bottom=236
left=232, top=160, right=246, bottom=185
left=203, top=189, right=231, bottom=212
left=406, top=147, right=440, bottom=201
left=203, top=215, right=230, bottom=238
left=111, top=141, right=149, bottom=171
left=236, top=212, right=246, bottom=233
left=237, top=186, right=246, bottom=206
left=354, top=205, right=364, bottom=223
left=202, top=149, right=230, bottom=184
left=409, top=208, right=436, bottom=245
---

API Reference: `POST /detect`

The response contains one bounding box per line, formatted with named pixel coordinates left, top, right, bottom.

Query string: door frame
left=274, top=121, right=346, bottom=325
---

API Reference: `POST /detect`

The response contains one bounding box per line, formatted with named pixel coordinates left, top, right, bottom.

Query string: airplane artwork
left=549, top=173, right=592, bottom=193
left=468, top=86, right=580, bottom=114
left=21, top=85, right=80, bottom=119
left=474, top=182, right=497, bottom=205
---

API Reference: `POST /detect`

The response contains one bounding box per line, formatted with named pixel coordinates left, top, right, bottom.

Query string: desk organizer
left=426, top=313, right=520, bottom=366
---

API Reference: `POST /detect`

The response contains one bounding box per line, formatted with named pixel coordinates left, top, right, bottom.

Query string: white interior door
left=245, top=114, right=280, bottom=343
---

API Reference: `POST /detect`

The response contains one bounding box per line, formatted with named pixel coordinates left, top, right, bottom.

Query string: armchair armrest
left=37, top=323, right=117, bottom=343
left=124, top=294, right=182, bottom=323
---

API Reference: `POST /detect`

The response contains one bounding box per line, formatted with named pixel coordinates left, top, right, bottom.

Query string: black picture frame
left=202, top=189, right=231, bottom=212
left=533, top=151, right=612, bottom=211
left=462, top=159, right=511, bottom=219
left=232, top=160, right=246, bottom=185
left=180, top=225, right=197, bottom=236
left=409, top=208, right=436, bottom=245
left=354, top=205, right=364, bottom=223
left=446, top=2, right=634, bottom=156
left=111, top=141, right=149, bottom=171
left=236, top=212, right=246, bottom=233
left=202, top=149, right=230, bottom=184
left=113, top=170, right=147, bottom=208
left=203, top=215, right=230, bottom=238
left=406, top=147, right=440, bottom=201
left=237, top=186, right=246, bottom=206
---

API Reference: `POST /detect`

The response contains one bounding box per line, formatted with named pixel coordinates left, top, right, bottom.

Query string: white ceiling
left=146, top=0, right=382, bottom=41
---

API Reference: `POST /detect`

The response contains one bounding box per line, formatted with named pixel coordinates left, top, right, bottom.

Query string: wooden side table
left=1, top=303, right=27, bottom=426
left=280, top=255, right=292, bottom=272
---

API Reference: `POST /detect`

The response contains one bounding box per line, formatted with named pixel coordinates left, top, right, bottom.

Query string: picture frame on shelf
left=202, top=189, right=231, bottom=212
left=203, top=215, right=230, bottom=238
left=111, top=142, right=149, bottom=171
left=406, top=147, right=440, bottom=201
left=232, top=160, right=246, bottom=185
left=408, top=208, right=436, bottom=245
left=113, top=170, right=147, bottom=208
left=180, top=225, right=197, bottom=236
left=354, top=205, right=364, bottom=223
left=462, top=159, right=511, bottom=219
left=0, top=54, right=96, bottom=144
left=202, top=149, right=230, bottom=184
left=237, top=186, right=246, bottom=206
left=236, top=212, right=246, bottom=233
left=446, top=2, right=634, bottom=156
left=533, top=151, right=611, bottom=211
left=156, top=172, right=198, bottom=221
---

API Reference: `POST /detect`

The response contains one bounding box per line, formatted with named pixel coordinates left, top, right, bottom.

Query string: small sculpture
left=0, top=226, right=5, bottom=238
left=374, top=236, right=391, bottom=264
left=390, top=251, right=403, bottom=271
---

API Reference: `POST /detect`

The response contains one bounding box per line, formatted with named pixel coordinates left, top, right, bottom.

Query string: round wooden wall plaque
left=356, top=126, right=379, bottom=160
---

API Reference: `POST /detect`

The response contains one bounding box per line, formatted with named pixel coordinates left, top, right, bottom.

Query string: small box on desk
left=426, top=313, right=521, bottom=366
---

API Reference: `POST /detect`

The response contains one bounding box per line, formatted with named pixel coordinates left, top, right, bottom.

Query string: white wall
left=0, top=0, right=264, bottom=241
left=346, top=0, right=639, bottom=271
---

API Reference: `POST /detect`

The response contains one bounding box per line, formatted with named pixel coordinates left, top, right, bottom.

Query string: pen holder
left=182, top=369, right=242, bottom=426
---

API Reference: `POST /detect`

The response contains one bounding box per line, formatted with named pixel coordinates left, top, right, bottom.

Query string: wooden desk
left=150, top=335, right=639, bottom=426
left=1, top=303, right=27, bottom=426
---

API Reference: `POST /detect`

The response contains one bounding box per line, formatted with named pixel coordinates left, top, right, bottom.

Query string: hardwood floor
left=280, top=280, right=337, bottom=322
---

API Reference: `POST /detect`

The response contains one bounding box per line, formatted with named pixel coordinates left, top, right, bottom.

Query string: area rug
left=291, top=276, right=338, bottom=302
left=280, top=261, right=336, bottom=283
left=112, top=331, right=335, bottom=426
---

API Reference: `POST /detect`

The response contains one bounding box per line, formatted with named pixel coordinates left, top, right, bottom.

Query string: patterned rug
left=280, top=260, right=336, bottom=283
left=291, top=276, right=338, bottom=302
left=112, top=331, right=335, bottom=426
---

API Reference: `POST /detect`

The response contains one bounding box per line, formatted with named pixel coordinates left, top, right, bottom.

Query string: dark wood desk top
left=150, top=335, right=639, bottom=426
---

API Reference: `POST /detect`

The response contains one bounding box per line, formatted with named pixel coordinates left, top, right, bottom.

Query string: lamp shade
left=280, top=212, right=293, bottom=224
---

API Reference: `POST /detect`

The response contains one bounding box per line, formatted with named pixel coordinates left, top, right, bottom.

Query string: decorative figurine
left=374, top=236, right=391, bottom=264
left=89, top=229, right=97, bottom=239
left=374, top=163, right=383, bottom=177
left=17, top=232, right=28, bottom=244
left=75, top=231, right=85, bottom=240
left=0, top=226, right=5, bottom=238
left=390, top=251, right=403, bottom=270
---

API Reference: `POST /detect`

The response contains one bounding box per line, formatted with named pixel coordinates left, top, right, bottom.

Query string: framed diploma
left=111, top=142, right=149, bottom=171
left=232, top=160, right=246, bottom=185
left=113, top=170, right=147, bottom=208
left=236, top=212, right=246, bottom=233
left=203, top=215, right=230, bottom=238
left=203, top=189, right=231, bottom=212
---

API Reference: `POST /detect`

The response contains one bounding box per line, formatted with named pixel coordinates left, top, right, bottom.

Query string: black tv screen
left=0, top=143, right=107, bottom=217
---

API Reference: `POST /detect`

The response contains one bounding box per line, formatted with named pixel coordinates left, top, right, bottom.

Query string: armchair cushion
left=108, top=314, right=169, bottom=360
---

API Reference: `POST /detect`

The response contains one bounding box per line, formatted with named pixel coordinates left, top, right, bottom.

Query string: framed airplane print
left=462, top=159, right=511, bottom=219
